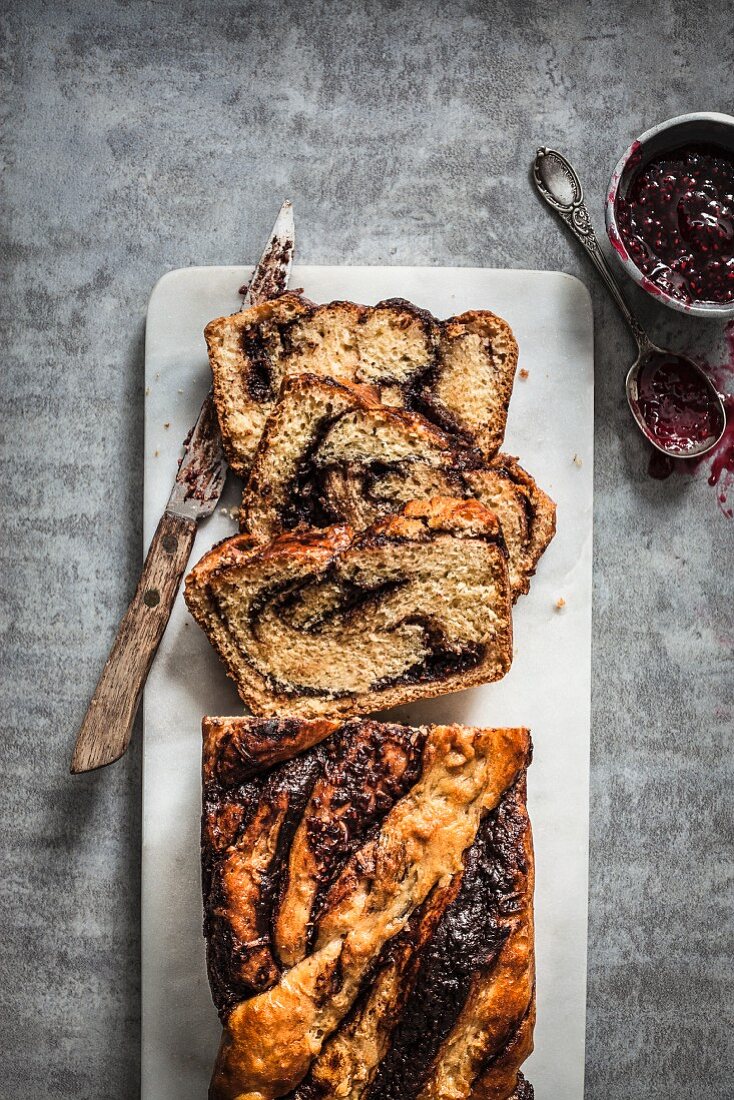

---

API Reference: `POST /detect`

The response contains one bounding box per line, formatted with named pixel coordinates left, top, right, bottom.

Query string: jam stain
left=616, top=144, right=734, bottom=305
left=645, top=323, right=734, bottom=518
left=647, top=448, right=675, bottom=480
left=633, top=353, right=720, bottom=454
left=647, top=395, right=734, bottom=513
left=703, top=394, right=734, bottom=518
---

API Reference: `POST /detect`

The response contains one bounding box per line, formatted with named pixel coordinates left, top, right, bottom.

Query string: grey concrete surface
left=1, top=1, right=732, bottom=1096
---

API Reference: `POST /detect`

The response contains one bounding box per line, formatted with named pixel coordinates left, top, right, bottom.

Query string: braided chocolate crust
left=202, top=716, right=534, bottom=1100
left=205, top=293, right=518, bottom=476
left=184, top=497, right=513, bottom=720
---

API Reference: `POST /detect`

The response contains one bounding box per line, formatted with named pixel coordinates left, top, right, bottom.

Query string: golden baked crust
left=204, top=294, right=518, bottom=476
left=240, top=373, right=556, bottom=600
left=201, top=716, right=535, bottom=1100
left=184, top=498, right=513, bottom=719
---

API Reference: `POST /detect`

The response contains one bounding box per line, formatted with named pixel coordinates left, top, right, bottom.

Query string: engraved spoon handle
left=533, top=147, right=652, bottom=355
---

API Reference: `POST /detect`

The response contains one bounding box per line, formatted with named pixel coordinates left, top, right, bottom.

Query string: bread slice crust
left=204, top=293, right=519, bottom=476
left=201, top=716, right=534, bottom=1100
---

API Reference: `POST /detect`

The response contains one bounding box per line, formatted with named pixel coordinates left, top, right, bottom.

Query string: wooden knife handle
left=70, top=510, right=197, bottom=774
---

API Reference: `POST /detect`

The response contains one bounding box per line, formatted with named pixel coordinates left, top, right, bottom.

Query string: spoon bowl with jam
left=533, top=146, right=727, bottom=459
left=624, top=346, right=725, bottom=459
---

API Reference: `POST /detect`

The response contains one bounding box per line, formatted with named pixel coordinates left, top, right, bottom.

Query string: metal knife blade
left=245, top=198, right=295, bottom=307
left=166, top=199, right=295, bottom=522
left=70, top=201, right=295, bottom=774
left=166, top=391, right=227, bottom=521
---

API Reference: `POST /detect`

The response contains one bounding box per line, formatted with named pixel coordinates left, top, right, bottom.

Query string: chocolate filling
left=264, top=756, right=326, bottom=955
left=363, top=779, right=528, bottom=1100
left=402, top=346, right=472, bottom=444
left=512, top=1072, right=534, bottom=1099
left=241, top=331, right=275, bottom=401
left=280, top=458, right=340, bottom=530
left=282, top=454, right=468, bottom=531
left=275, top=575, right=407, bottom=633
left=213, top=717, right=319, bottom=785
left=304, top=721, right=428, bottom=951
left=204, top=722, right=430, bottom=1017
left=286, top=879, right=456, bottom=1100
left=204, top=756, right=323, bottom=1018
left=276, top=408, right=354, bottom=530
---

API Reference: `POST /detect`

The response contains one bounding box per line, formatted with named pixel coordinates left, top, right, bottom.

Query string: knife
left=70, top=200, right=295, bottom=774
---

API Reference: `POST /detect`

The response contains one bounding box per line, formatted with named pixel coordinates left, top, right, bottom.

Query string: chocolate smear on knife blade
left=246, top=200, right=295, bottom=306
left=172, top=392, right=227, bottom=511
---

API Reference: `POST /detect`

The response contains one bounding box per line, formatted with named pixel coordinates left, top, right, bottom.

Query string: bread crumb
left=155, top=372, right=160, bottom=381
left=164, top=422, right=170, bottom=429
left=145, top=386, right=150, bottom=396
left=555, top=597, right=566, bottom=611
left=154, top=447, right=160, bottom=457
left=177, top=388, right=184, bottom=394
left=572, top=453, right=582, bottom=467
left=519, top=368, right=529, bottom=380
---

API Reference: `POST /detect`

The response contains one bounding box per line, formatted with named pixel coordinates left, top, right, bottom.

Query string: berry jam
left=633, top=353, right=721, bottom=454
left=616, top=144, right=734, bottom=304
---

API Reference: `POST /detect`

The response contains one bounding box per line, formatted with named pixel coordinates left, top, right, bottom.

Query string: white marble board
left=142, top=266, right=594, bottom=1100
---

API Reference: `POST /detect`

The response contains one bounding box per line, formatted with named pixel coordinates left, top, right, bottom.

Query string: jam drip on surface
left=616, top=144, right=734, bottom=304
left=633, top=354, right=720, bottom=454
left=644, top=322, right=734, bottom=519
left=647, top=395, right=734, bottom=518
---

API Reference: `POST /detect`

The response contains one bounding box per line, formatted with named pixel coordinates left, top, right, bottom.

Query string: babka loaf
left=241, top=373, right=556, bottom=600
left=205, top=292, right=519, bottom=476
left=202, top=715, right=535, bottom=1100
left=184, top=497, right=513, bottom=719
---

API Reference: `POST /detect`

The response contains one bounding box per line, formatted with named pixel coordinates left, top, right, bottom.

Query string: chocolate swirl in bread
left=185, top=497, right=513, bottom=719
left=241, top=373, right=556, bottom=600
left=205, top=293, right=519, bottom=476
left=202, top=716, right=535, bottom=1100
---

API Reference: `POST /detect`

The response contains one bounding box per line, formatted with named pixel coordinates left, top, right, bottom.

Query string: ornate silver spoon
left=532, top=147, right=726, bottom=459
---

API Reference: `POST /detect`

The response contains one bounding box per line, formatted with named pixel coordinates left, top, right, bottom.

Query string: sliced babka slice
left=184, top=497, right=513, bottom=719
left=202, top=715, right=535, bottom=1100
left=205, top=292, right=518, bottom=476
left=241, top=373, right=556, bottom=600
